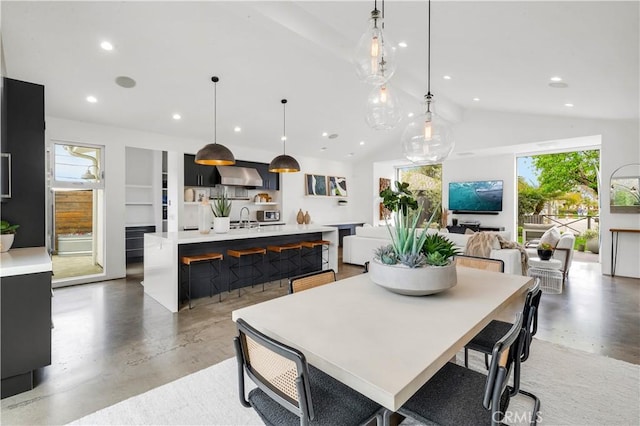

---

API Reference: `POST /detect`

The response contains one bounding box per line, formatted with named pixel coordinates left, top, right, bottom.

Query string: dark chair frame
left=288, top=269, right=336, bottom=294
left=388, top=313, right=525, bottom=426
left=464, top=279, right=542, bottom=425
left=234, top=318, right=383, bottom=426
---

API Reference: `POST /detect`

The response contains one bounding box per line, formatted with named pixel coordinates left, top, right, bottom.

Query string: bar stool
left=227, top=247, right=267, bottom=296
left=180, top=252, right=223, bottom=309
left=300, top=240, right=330, bottom=273
left=267, top=242, right=302, bottom=286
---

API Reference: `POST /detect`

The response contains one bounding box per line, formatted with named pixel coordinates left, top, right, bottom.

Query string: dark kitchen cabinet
left=236, top=160, right=279, bottom=190
left=125, top=225, right=156, bottom=263
left=1, top=271, right=52, bottom=398
left=184, top=154, right=217, bottom=187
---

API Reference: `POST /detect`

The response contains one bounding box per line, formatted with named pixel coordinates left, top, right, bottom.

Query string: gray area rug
left=70, top=339, right=639, bottom=425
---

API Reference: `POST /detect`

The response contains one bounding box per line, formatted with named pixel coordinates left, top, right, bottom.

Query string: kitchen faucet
left=240, top=207, right=250, bottom=228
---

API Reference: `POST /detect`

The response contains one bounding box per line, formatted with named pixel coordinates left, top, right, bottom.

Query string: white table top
left=232, top=267, right=532, bottom=411
left=529, top=257, right=562, bottom=269
left=149, top=224, right=336, bottom=245
left=0, top=246, right=52, bottom=277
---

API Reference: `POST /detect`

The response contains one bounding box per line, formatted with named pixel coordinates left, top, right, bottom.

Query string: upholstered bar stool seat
left=267, top=243, right=302, bottom=286
left=227, top=247, right=267, bottom=295
left=180, top=252, right=223, bottom=309
left=301, top=239, right=331, bottom=273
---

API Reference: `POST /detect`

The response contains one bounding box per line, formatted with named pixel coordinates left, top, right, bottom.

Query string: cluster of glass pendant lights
left=355, top=0, right=454, bottom=163
left=195, top=77, right=300, bottom=173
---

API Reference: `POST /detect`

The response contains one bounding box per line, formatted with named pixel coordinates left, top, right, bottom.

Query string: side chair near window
left=465, top=279, right=543, bottom=424
left=455, top=254, right=505, bottom=273
left=234, top=318, right=384, bottom=426
left=288, top=269, right=336, bottom=294
left=383, top=313, right=525, bottom=426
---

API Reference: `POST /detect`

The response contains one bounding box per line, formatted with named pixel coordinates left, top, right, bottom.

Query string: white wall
left=46, top=116, right=362, bottom=281
left=354, top=110, right=640, bottom=278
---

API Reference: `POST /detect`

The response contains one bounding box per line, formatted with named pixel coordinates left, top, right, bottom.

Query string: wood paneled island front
left=143, top=225, right=338, bottom=312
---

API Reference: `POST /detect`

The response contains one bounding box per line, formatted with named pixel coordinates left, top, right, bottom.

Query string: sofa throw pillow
left=539, top=227, right=561, bottom=248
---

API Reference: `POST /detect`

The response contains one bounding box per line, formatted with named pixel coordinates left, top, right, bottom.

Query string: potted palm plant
left=370, top=182, right=459, bottom=296
left=1, top=220, right=19, bottom=252
left=211, top=192, right=232, bottom=233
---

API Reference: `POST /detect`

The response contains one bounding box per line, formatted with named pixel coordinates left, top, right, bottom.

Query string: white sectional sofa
left=343, top=226, right=524, bottom=275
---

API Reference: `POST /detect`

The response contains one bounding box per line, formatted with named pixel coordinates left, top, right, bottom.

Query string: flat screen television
left=448, top=180, right=503, bottom=214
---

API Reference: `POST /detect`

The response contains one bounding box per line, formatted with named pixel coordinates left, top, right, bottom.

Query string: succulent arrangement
left=0, top=220, right=19, bottom=234
left=210, top=192, right=232, bottom=217
left=375, top=181, right=458, bottom=268
left=538, top=242, right=554, bottom=251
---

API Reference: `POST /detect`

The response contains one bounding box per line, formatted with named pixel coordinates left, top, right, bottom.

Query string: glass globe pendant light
left=195, top=76, right=236, bottom=166
left=401, top=0, right=454, bottom=163
left=354, top=0, right=396, bottom=85
left=365, top=82, right=402, bottom=130
left=269, top=99, right=300, bottom=173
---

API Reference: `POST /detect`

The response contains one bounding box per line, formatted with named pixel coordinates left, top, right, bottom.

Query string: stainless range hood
left=216, top=165, right=263, bottom=187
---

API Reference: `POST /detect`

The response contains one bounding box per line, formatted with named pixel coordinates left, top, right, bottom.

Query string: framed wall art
left=328, top=176, right=348, bottom=197
left=305, top=174, right=327, bottom=196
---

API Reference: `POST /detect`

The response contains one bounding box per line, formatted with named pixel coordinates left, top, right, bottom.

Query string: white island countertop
left=0, top=247, right=52, bottom=278
left=152, top=224, right=338, bottom=244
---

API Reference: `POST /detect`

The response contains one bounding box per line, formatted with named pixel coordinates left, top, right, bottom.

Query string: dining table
left=231, top=266, right=533, bottom=412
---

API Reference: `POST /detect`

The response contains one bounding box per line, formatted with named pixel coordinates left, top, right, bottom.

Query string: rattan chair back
left=456, top=255, right=505, bottom=273
left=288, top=269, right=336, bottom=294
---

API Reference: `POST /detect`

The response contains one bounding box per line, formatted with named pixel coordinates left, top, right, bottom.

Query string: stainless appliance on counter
left=256, top=210, right=280, bottom=222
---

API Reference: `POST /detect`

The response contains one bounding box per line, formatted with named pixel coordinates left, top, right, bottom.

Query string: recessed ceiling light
left=172, top=113, right=181, bottom=120
left=322, top=132, right=328, bottom=137
left=473, top=97, right=480, bottom=102
left=550, top=76, right=562, bottom=82
left=359, top=141, right=365, bottom=146
left=234, top=126, right=241, bottom=132
left=86, top=95, right=97, bottom=103
left=281, top=136, right=287, bottom=141
left=443, top=75, right=452, bottom=80
left=100, top=41, right=114, bottom=51
left=407, top=112, right=414, bottom=118
left=564, top=103, right=574, bottom=107
left=115, top=76, right=136, bottom=88
left=398, top=41, right=408, bottom=48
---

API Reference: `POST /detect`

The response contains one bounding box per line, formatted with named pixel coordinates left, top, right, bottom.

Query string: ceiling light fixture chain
left=400, top=0, right=454, bottom=164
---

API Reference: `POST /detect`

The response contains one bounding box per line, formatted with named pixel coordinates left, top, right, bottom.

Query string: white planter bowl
left=0, top=234, right=15, bottom=252
left=369, top=258, right=457, bottom=296
left=214, top=217, right=230, bottom=234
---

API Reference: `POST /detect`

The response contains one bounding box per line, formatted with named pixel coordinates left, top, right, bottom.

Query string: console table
left=447, top=225, right=505, bottom=234
left=610, top=228, right=640, bottom=277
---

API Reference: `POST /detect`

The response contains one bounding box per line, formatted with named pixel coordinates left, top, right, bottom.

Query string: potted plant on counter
left=370, top=182, right=459, bottom=296
left=211, top=192, right=231, bottom=233
left=1, top=220, right=19, bottom=252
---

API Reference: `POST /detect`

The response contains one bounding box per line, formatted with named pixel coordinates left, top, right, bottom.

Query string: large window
left=396, top=164, right=442, bottom=225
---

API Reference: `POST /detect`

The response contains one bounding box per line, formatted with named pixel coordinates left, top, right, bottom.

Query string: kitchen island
left=143, top=225, right=338, bottom=312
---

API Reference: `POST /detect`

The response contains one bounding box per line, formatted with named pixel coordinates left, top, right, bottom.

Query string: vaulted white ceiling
left=2, top=1, right=638, bottom=161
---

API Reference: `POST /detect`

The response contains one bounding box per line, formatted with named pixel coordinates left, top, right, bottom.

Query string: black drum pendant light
left=195, top=76, right=235, bottom=166
left=269, top=99, right=300, bottom=173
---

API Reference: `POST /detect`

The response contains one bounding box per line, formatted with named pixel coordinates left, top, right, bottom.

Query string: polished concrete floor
left=1, top=259, right=638, bottom=425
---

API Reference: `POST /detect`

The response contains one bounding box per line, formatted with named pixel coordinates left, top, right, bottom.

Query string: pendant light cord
left=212, top=76, right=219, bottom=144
left=282, top=99, right=287, bottom=154
left=427, top=0, right=431, bottom=96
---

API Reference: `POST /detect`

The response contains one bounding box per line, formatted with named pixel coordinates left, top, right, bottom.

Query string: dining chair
left=385, top=313, right=525, bottom=426
left=464, top=279, right=542, bottom=424
left=288, top=269, right=336, bottom=294
left=234, top=318, right=383, bottom=426
left=455, top=254, right=505, bottom=273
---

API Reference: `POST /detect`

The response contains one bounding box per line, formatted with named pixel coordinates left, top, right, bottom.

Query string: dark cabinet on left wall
left=1, top=78, right=46, bottom=248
